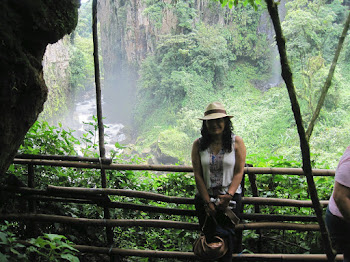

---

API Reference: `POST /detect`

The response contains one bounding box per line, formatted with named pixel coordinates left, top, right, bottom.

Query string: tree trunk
left=264, top=0, right=336, bottom=260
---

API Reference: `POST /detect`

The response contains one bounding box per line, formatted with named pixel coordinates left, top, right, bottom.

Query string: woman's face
left=205, top=118, right=225, bottom=136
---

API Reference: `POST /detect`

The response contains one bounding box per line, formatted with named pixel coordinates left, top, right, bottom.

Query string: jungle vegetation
left=1, top=0, right=350, bottom=261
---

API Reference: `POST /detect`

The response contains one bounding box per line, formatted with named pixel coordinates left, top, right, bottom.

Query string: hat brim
left=199, top=113, right=233, bottom=120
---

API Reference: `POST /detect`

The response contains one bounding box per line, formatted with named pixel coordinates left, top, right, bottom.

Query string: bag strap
left=201, top=214, right=218, bottom=232
left=224, top=207, right=240, bottom=225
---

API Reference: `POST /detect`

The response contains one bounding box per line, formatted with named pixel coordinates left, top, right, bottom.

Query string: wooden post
left=247, top=171, right=262, bottom=253
left=27, top=164, right=37, bottom=237
left=92, top=1, right=117, bottom=261
left=264, top=0, right=335, bottom=260
left=235, top=171, right=245, bottom=253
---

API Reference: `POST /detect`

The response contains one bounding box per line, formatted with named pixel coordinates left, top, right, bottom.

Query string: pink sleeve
left=335, top=147, right=350, bottom=188
left=329, top=146, right=350, bottom=218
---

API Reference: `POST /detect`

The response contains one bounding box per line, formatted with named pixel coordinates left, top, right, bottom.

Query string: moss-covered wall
left=0, top=0, right=79, bottom=175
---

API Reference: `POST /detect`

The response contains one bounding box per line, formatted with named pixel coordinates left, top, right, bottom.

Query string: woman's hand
left=216, top=194, right=232, bottom=210
left=205, top=202, right=216, bottom=216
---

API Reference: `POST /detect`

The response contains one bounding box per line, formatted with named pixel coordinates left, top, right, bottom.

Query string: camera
left=210, top=197, right=236, bottom=209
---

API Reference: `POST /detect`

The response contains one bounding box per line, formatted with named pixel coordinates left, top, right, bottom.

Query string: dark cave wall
left=0, top=0, right=79, bottom=176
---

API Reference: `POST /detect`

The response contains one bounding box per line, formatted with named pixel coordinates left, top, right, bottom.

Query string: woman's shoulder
left=234, top=135, right=243, bottom=142
left=234, top=135, right=246, bottom=153
left=192, top=138, right=201, bottom=147
left=233, top=135, right=245, bottom=147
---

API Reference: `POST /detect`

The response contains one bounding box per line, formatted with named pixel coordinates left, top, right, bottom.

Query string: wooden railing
left=0, top=154, right=344, bottom=261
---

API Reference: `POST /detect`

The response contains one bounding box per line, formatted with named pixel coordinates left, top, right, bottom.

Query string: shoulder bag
left=193, top=215, right=228, bottom=260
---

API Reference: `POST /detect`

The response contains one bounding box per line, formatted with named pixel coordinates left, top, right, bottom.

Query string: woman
left=325, top=145, right=350, bottom=262
left=192, top=101, right=246, bottom=261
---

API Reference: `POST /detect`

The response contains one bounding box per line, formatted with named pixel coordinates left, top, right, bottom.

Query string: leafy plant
left=27, top=234, right=79, bottom=262
left=0, top=222, right=79, bottom=262
left=0, top=222, right=27, bottom=261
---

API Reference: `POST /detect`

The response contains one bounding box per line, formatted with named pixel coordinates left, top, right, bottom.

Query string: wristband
left=226, top=192, right=234, bottom=198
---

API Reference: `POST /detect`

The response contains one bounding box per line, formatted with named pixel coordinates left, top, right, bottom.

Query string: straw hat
left=199, top=102, right=233, bottom=120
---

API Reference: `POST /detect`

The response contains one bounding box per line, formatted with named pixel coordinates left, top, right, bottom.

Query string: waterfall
left=72, top=88, right=126, bottom=156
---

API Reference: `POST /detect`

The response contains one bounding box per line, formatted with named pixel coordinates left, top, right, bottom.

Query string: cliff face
left=42, top=36, right=73, bottom=122
left=97, top=0, right=285, bottom=125
left=97, top=0, right=238, bottom=125
left=98, top=0, right=234, bottom=76
left=0, top=0, right=79, bottom=176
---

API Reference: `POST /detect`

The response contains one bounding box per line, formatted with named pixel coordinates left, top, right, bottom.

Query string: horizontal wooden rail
left=10, top=194, right=196, bottom=216
left=241, top=213, right=317, bottom=222
left=73, top=245, right=344, bottom=261
left=3, top=185, right=330, bottom=209
left=6, top=157, right=337, bottom=259
left=12, top=158, right=336, bottom=176
left=46, top=185, right=193, bottom=204
left=3, top=186, right=329, bottom=207
left=0, top=214, right=320, bottom=231
left=47, top=185, right=330, bottom=207
left=243, top=196, right=329, bottom=207
left=5, top=192, right=321, bottom=221
left=12, top=159, right=193, bottom=172
left=15, top=154, right=112, bottom=164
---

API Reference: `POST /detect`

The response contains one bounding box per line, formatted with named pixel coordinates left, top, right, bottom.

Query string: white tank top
left=199, top=134, right=242, bottom=195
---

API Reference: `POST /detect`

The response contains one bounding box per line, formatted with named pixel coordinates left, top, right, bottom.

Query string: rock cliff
left=0, top=0, right=79, bottom=176
left=97, top=0, right=238, bottom=124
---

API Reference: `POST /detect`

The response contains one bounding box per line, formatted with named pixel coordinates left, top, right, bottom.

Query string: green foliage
left=0, top=222, right=27, bottom=262
left=174, top=0, right=197, bottom=31
left=144, top=0, right=197, bottom=31
left=19, top=121, right=79, bottom=156
left=0, top=222, right=79, bottom=262
left=143, top=0, right=168, bottom=29
left=281, top=0, right=347, bottom=128
left=135, top=14, right=271, bottom=150
left=5, top=120, right=198, bottom=257
left=214, top=0, right=262, bottom=10
left=157, top=128, right=192, bottom=163
left=75, top=0, right=92, bottom=38
left=27, top=234, right=79, bottom=262
left=69, top=36, right=94, bottom=91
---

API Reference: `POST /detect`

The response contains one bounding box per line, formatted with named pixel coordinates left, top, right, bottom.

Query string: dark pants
left=195, top=194, right=241, bottom=262
left=325, top=207, right=350, bottom=262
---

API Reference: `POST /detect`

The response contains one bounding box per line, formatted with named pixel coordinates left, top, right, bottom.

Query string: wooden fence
left=0, top=154, right=344, bottom=261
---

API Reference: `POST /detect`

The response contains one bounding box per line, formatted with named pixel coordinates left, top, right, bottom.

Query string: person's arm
left=333, top=181, right=350, bottom=222
left=218, top=135, right=246, bottom=209
left=191, top=139, right=216, bottom=216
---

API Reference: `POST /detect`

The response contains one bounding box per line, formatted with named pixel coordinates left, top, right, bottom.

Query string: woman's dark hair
left=199, top=117, right=233, bottom=152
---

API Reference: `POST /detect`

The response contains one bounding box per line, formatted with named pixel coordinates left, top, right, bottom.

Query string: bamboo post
left=92, top=1, right=116, bottom=260
left=236, top=164, right=251, bottom=253
left=248, top=171, right=262, bottom=252
left=27, top=164, right=37, bottom=237
left=264, top=0, right=335, bottom=260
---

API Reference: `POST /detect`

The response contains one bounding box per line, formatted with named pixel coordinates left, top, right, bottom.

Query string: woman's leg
left=217, top=193, right=241, bottom=262
left=325, top=207, right=350, bottom=262
left=194, top=194, right=217, bottom=242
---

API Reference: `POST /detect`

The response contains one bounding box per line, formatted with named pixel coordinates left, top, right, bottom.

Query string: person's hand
left=204, top=202, right=216, bottom=216
left=216, top=194, right=232, bottom=210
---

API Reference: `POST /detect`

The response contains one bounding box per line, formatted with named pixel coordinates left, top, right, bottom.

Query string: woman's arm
left=333, top=181, right=350, bottom=222
left=191, top=139, right=216, bottom=215
left=218, top=135, right=246, bottom=209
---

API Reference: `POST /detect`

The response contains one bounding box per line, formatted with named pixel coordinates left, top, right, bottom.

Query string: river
left=71, top=89, right=126, bottom=156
